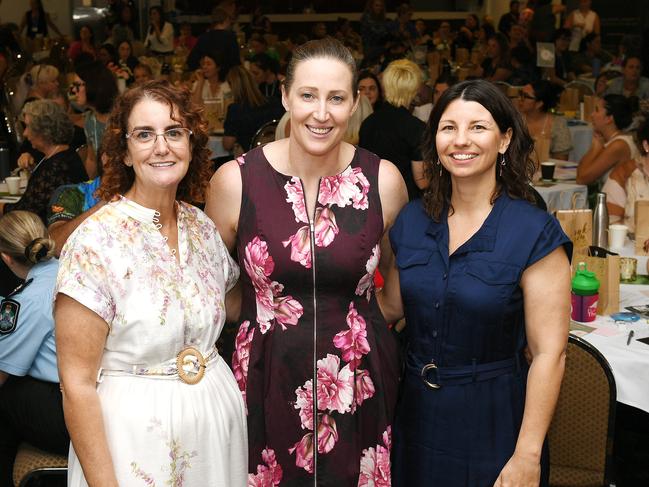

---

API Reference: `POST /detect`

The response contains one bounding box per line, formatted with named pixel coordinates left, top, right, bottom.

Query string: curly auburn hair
left=96, top=80, right=211, bottom=203
left=421, top=79, right=536, bottom=221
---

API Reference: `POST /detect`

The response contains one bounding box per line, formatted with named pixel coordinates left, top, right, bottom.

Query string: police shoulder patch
left=0, top=299, right=20, bottom=335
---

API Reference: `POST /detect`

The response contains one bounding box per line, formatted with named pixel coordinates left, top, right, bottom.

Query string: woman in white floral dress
left=54, top=81, right=247, bottom=487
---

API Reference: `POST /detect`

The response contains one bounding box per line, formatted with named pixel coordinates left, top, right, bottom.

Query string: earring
left=437, top=158, right=442, bottom=177
left=499, top=153, right=506, bottom=177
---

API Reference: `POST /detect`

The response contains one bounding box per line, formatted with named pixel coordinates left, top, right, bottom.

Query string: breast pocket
left=464, top=260, right=522, bottom=303
left=396, top=248, right=436, bottom=306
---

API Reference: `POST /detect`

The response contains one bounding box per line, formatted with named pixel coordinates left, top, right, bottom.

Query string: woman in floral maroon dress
left=206, top=38, right=408, bottom=485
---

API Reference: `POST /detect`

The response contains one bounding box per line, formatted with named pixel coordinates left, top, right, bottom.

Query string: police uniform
left=0, top=258, right=69, bottom=487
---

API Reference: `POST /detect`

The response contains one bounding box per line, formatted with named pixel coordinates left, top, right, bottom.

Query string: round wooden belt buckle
left=176, top=347, right=206, bottom=385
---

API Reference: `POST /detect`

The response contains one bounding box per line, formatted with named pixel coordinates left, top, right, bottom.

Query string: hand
left=17, top=152, right=34, bottom=170
left=643, top=238, right=649, bottom=253
left=493, top=452, right=541, bottom=487
left=592, top=131, right=605, bottom=147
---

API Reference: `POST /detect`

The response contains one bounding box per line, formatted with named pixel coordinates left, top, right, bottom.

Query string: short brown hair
left=97, top=80, right=211, bottom=203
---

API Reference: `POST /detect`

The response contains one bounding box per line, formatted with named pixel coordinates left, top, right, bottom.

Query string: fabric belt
left=97, top=345, right=219, bottom=385
left=406, top=353, right=522, bottom=389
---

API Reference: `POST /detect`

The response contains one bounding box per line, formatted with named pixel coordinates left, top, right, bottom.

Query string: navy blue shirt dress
left=389, top=192, right=571, bottom=487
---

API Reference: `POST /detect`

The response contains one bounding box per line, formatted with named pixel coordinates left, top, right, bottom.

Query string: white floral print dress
left=55, top=196, right=247, bottom=487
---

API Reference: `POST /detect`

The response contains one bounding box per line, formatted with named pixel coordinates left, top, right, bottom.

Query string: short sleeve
left=0, top=298, right=50, bottom=376
left=551, top=116, right=573, bottom=155
left=217, top=231, right=240, bottom=292
left=55, top=221, right=115, bottom=325
left=527, top=214, right=573, bottom=268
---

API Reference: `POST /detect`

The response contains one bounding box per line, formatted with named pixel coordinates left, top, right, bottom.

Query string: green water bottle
left=571, top=262, right=600, bottom=322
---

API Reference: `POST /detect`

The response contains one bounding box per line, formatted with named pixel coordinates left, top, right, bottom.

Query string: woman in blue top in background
left=383, top=80, right=572, bottom=487
left=0, top=210, right=68, bottom=486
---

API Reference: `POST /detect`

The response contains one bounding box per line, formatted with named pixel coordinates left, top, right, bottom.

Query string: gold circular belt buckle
left=421, top=363, right=441, bottom=390
left=176, top=347, right=206, bottom=385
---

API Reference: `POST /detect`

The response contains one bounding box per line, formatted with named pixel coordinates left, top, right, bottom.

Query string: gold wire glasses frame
left=125, top=128, right=193, bottom=148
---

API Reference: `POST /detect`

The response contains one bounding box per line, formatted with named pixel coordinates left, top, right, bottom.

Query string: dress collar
left=115, top=195, right=160, bottom=225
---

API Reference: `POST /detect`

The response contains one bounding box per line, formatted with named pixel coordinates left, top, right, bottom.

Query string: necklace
left=32, top=144, right=65, bottom=173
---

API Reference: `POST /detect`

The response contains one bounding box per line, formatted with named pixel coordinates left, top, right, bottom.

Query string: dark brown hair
left=421, top=79, right=535, bottom=221
left=96, top=80, right=211, bottom=203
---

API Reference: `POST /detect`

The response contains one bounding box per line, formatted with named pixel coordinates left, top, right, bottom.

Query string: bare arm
left=204, top=159, right=242, bottom=253
left=45, top=12, right=63, bottom=37
left=494, top=247, right=570, bottom=487
left=376, top=159, right=408, bottom=323
left=576, top=138, right=630, bottom=185
left=55, top=294, right=118, bottom=487
left=49, top=201, right=107, bottom=257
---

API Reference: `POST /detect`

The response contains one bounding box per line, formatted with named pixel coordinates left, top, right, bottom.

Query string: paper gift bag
left=635, top=200, right=649, bottom=255
left=531, top=135, right=551, bottom=170
left=556, top=209, right=592, bottom=257
left=559, top=87, right=579, bottom=112
left=579, top=254, right=620, bottom=316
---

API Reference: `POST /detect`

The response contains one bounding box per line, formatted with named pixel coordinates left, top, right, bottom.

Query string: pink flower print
left=316, top=354, right=354, bottom=414
left=236, top=155, right=246, bottom=166
left=313, top=207, right=339, bottom=248
left=355, top=244, right=381, bottom=301
left=316, top=414, right=339, bottom=454
left=285, top=177, right=309, bottom=223
left=274, top=295, right=304, bottom=330
left=351, top=368, right=375, bottom=413
left=289, top=432, right=314, bottom=473
left=248, top=448, right=283, bottom=486
left=294, top=380, right=314, bottom=430
left=282, top=225, right=312, bottom=268
left=244, top=236, right=275, bottom=287
left=357, top=427, right=392, bottom=487
left=244, top=237, right=304, bottom=334
left=333, top=302, right=371, bottom=369
left=318, top=166, right=370, bottom=210
left=232, top=321, right=254, bottom=406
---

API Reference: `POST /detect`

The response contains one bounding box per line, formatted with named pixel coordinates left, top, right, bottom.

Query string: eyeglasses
left=125, top=128, right=193, bottom=148
left=71, top=81, right=85, bottom=90
left=518, top=92, right=537, bottom=101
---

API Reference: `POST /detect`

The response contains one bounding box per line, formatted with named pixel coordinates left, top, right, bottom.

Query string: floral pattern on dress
left=357, top=427, right=392, bottom=487
left=130, top=418, right=199, bottom=487
left=355, top=244, right=381, bottom=302
left=289, top=413, right=339, bottom=473
left=248, top=448, right=283, bottom=486
left=232, top=320, right=254, bottom=407
left=319, top=166, right=370, bottom=210
left=244, top=236, right=303, bottom=333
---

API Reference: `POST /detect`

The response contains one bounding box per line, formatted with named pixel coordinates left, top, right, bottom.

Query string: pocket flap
left=466, top=260, right=521, bottom=284
left=396, top=249, right=434, bottom=269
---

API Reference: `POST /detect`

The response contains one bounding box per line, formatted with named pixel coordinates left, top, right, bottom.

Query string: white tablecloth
left=572, top=244, right=649, bottom=412
left=568, top=124, right=593, bottom=162
left=534, top=181, right=588, bottom=211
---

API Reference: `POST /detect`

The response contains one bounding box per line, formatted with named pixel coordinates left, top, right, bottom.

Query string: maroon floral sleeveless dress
left=232, top=146, right=400, bottom=486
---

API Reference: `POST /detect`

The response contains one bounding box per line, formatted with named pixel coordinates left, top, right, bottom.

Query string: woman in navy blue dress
left=384, top=80, right=572, bottom=486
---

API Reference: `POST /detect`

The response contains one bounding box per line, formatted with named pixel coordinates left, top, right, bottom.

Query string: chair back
left=548, top=335, right=616, bottom=487
left=13, top=443, right=67, bottom=487
left=250, top=119, right=279, bottom=150
left=565, top=80, right=595, bottom=102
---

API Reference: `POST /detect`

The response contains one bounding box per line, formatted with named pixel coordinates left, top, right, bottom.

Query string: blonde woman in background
left=25, top=64, right=59, bottom=101
left=359, top=58, right=427, bottom=199
left=0, top=211, right=68, bottom=486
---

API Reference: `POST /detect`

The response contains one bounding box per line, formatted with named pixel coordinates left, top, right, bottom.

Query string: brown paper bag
left=559, top=88, right=579, bottom=112
left=582, top=95, right=595, bottom=122
left=634, top=200, right=649, bottom=255
left=578, top=254, right=620, bottom=315
left=556, top=209, right=592, bottom=258
left=531, top=135, right=551, bottom=170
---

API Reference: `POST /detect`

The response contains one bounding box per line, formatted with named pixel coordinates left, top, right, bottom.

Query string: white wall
left=1, top=0, right=73, bottom=37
